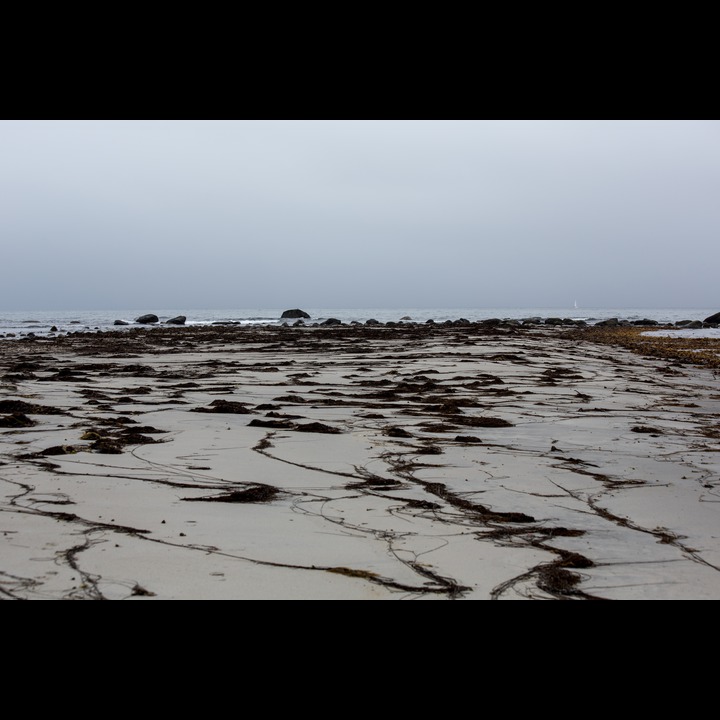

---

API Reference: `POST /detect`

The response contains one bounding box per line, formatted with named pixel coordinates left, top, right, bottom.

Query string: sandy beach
left=1, top=321, right=719, bottom=600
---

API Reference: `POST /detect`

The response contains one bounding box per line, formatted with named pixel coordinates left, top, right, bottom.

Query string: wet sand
left=1, top=322, right=719, bottom=600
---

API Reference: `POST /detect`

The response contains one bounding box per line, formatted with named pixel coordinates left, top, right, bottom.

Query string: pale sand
left=1, top=322, right=719, bottom=600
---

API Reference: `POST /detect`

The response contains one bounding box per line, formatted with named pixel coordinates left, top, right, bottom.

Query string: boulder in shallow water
left=114, top=320, right=129, bottom=326
left=281, top=309, right=310, bottom=319
left=136, top=314, right=159, bottom=324
left=165, top=316, right=187, bottom=325
left=704, top=311, right=720, bottom=324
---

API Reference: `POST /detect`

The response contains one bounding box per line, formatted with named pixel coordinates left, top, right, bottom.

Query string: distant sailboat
left=574, top=300, right=578, bottom=310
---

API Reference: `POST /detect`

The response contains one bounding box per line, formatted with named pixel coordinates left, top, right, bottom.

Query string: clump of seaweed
left=293, top=422, right=342, bottom=434
left=383, top=427, right=413, bottom=438
left=0, top=400, right=67, bottom=415
left=0, top=412, right=36, bottom=427
left=193, top=399, right=253, bottom=414
left=537, top=566, right=583, bottom=596
left=454, top=416, right=513, bottom=428
left=571, top=326, right=720, bottom=369
left=184, top=485, right=280, bottom=503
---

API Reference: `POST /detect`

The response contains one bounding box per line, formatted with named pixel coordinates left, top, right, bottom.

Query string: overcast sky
left=1, top=119, right=718, bottom=311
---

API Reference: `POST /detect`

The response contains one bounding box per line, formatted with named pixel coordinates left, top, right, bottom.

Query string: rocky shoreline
left=129, top=307, right=720, bottom=330
left=3, top=319, right=720, bottom=371
left=3, top=308, right=720, bottom=341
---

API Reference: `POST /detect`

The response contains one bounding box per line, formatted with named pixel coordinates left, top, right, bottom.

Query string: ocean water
left=1, top=307, right=719, bottom=340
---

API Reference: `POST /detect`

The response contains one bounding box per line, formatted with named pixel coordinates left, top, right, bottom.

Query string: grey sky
left=1, top=119, right=718, bottom=311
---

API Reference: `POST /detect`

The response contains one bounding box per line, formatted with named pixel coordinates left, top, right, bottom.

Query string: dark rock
left=544, top=318, right=563, bottom=325
left=366, top=319, right=380, bottom=325
left=114, top=320, right=130, bottom=326
left=595, top=318, right=620, bottom=327
left=686, top=321, right=704, bottom=329
left=50, top=326, right=58, bottom=332
left=135, top=314, right=159, bottom=324
left=281, top=309, right=310, bottom=319
left=704, top=311, right=720, bottom=324
left=165, top=316, right=187, bottom=325
left=321, top=318, right=342, bottom=326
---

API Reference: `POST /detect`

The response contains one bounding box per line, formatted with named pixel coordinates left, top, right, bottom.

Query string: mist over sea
left=1, top=307, right=719, bottom=339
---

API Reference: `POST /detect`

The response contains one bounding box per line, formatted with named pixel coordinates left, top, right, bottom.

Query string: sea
left=1, top=307, right=719, bottom=340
